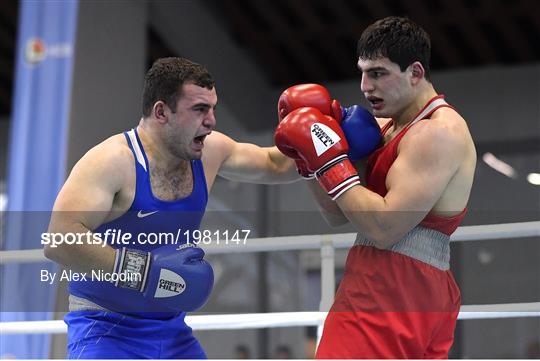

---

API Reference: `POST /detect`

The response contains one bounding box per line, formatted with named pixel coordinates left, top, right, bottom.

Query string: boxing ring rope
left=0, top=221, right=539, bottom=335
left=2, top=302, right=540, bottom=335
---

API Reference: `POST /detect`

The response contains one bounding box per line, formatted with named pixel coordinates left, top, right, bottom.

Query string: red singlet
left=316, top=96, right=464, bottom=359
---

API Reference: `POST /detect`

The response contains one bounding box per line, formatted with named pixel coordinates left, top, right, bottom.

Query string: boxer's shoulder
left=199, top=131, right=235, bottom=187
left=71, top=134, right=135, bottom=187
left=405, top=107, right=469, bottom=144
left=430, top=105, right=466, bottom=125
left=56, top=135, right=136, bottom=213
left=86, top=134, right=134, bottom=167
left=203, top=131, right=231, bottom=150
left=201, top=131, right=235, bottom=164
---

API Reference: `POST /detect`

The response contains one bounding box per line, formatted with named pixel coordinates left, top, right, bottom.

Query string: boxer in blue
left=45, top=57, right=381, bottom=359
left=45, top=57, right=301, bottom=359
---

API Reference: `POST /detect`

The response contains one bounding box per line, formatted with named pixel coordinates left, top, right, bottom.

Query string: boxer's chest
left=149, top=164, right=193, bottom=201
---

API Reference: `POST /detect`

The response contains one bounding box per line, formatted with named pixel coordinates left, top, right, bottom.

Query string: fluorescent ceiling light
left=482, top=152, right=517, bottom=179
left=526, top=173, right=540, bottom=186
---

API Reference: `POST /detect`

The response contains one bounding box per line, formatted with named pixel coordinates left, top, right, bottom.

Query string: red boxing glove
left=275, top=107, right=360, bottom=200
left=274, top=131, right=313, bottom=180
left=278, top=84, right=342, bottom=122
left=277, top=84, right=342, bottom=179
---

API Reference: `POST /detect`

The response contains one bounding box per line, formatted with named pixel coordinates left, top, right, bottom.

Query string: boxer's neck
left=137, top=121, right=189, bottom=172
left=393, top=82, right=437, bottom=130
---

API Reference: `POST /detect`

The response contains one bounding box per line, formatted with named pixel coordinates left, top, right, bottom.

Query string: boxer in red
left=275, top=16, right=476, bottom=358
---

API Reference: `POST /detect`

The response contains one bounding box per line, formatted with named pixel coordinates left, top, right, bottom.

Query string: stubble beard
left=164, top=129, right=194, bottom=161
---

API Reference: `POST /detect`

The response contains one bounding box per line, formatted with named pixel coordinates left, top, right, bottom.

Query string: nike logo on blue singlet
left=137, top=210, right=158, bottom=218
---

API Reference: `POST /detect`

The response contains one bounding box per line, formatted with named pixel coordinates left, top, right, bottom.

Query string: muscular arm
left=205, top=131, right=299, bottom=184
left=44, top=142, right=129, bottom=274
left=305, top=180, right=349, bottom=226
left=307, top=117, right=387, bottom=227
left=336, top=122, right=466, bottom=248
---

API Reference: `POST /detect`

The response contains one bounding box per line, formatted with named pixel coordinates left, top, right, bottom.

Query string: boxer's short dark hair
left=357, top=16, right=432, bottom=81
left=142, top=57, right=215, bottom=117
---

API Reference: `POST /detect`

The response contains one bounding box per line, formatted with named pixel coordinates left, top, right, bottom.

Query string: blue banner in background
left=1, top=0, right=78, bottom=358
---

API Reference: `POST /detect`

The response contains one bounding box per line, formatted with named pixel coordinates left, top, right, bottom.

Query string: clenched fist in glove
left=278, top=84, right=343, bottom=122
left=110, top=244, right=213, bottom=314
left=277, top=84, right=342, bottom=179
left=277, top=84, right=381, bottom=169
left=274, top=107, right=360, bottom=200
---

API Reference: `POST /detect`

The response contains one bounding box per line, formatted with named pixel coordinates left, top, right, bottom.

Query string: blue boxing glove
left=112, top=244, right=213, bottom=312
left=341, top=105, right=382, bottom=161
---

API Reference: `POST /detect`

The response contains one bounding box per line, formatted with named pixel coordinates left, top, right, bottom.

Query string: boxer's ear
left=409, top=61, right=425, bottom=85
left=153, top=101, right=168, bottom=123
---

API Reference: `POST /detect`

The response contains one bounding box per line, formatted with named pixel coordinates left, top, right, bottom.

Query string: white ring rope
left=1, top=302, right=539, bottom=335
left=0, top=221, right=539, bottom=263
